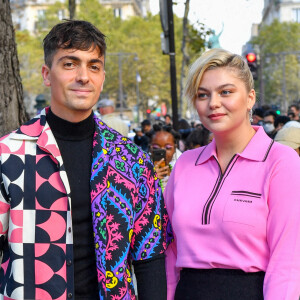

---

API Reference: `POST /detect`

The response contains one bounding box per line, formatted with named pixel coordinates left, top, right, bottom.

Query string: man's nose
left=76, top=66, right=89, bottom=84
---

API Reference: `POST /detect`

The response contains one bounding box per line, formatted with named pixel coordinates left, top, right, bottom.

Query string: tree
left=252, top=20, right=300, bottom=108
left=0, top=1, right=28, bottom=136
left=69, top=0, right=76, bottom=19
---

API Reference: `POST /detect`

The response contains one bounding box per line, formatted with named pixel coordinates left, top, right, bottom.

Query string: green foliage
left=252, top=20, right=300, bottom=106
left=15, top=31, right=45, bottom=96
left=16, top=1, right=210, bottom=117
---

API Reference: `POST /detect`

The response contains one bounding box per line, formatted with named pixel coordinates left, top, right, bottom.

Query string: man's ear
left=41, top=64, right=51, bottom=87
left=100, top=71, right=106, bottom=92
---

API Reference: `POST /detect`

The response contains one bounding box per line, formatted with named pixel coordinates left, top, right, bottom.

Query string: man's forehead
left=54, top=47, right=104, bottom=60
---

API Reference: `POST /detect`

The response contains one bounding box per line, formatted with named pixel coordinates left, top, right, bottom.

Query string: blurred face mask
left=263, top=122, right=275, bottom=133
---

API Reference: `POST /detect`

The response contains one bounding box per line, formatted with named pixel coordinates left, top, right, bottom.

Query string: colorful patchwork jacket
left=0, top=108, right=170, bottom=300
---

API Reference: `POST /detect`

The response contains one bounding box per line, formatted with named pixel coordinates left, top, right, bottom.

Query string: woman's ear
left=247, top=89, right=256, bottom=111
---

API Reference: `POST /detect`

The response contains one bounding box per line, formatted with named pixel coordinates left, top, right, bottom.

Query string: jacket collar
left=195, top=126, right=274, bottom=166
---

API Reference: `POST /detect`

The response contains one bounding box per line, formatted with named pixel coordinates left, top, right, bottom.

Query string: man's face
left=264, top=115, right=275, bottom=124
left=42, top=47, right=105, bottom=122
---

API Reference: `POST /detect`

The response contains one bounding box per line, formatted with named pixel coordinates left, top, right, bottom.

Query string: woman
left=149, top=124, right=181, bottom=191
left=164, top=49, right=300, bottom=299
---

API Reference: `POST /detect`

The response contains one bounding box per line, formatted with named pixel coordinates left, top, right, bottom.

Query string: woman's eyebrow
left=198, top=83, right=236, bottom=91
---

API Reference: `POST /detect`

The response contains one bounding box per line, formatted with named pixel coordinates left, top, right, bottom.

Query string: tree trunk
left=179, top=0, right=190, bottom=117
left=0, top=1, right=28, bottom=136
left=69, top=0, right=76, bottom=19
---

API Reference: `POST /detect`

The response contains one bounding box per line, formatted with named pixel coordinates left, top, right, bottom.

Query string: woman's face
left=195, top=67, right=255, bottom=136
left=151, top=131, right=176, bottom=165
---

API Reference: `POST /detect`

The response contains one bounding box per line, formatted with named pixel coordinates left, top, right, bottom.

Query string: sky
left=149, top=0, right=264, bottom=54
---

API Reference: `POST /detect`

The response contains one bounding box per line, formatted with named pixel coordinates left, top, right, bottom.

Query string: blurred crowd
left=95, top=97, right=300, bottom=191
left=131, top=102, right=300, bottom=159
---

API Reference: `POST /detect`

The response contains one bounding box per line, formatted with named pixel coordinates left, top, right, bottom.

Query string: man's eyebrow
left=57, top=56, right=104, bottom=66
left=57, top=55, right=80, bottom=63
left=89, top=58, right=104, bottom=66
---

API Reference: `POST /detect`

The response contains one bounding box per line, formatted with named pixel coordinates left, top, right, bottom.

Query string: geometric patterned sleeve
left=130, top=154, right=171, bottom=262
left=0, top=153, right=10, bottom=259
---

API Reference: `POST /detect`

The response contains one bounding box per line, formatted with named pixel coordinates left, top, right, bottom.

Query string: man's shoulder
left=0, top=113, right=46, bottom=149
left=95, top=117, right=148, bottom=156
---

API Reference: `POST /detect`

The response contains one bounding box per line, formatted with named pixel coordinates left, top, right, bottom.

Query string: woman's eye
left=165, top=146, right=174, bottom=150
left=221, top=90, right=231, bottom=95
left=197, top=93, right=208, bottom=99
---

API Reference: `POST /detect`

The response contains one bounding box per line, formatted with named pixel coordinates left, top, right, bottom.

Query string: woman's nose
left=209, top=93, right=221, bottom=109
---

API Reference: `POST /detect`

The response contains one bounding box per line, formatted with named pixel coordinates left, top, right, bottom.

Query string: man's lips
left=70, top=89, right=93, bottom=96
left=71, top=89, right=92, bottom=93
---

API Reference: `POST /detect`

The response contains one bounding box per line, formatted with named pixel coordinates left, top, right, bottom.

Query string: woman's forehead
left=152, top=131, right=174, bottom=143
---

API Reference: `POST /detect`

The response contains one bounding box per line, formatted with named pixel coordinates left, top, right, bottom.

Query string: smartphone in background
left=152, top=148, right=166, bottom=168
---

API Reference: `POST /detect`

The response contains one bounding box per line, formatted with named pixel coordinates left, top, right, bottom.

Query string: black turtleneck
left=46, top=109, right=99, bottom=300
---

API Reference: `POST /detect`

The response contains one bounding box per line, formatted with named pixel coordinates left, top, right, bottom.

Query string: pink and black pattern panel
left=0, top=111, right=72, bottom=300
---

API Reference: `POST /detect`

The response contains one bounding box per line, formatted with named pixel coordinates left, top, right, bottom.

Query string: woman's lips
left=208, top=113, right=226, bottom=120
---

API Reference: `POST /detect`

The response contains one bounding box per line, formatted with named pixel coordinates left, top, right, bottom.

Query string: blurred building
left=262, top=0, right=300, bottom=25
left=10, top=0, right=150, bottom=33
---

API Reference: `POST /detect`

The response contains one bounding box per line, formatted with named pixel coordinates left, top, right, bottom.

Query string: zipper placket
left=202, top=154, right=238, bottom=225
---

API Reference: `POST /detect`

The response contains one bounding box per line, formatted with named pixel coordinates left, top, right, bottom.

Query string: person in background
left=165, top=114, right=173, bottom=127
left=288, top=104, right=300, bottom=121
left=263, top=109, right=277, bottom=138
left=282, top=120, right=300, bottom=129
left=133, top=119, right=152, bottom=152
left=164, top=48, right=300, bottom=300
left=97, top=98, right=129, bottom=136
left=251, top=107, right=264, bottom=125
left=149, top=124, right=181, bottom=192
left=177, top=119, right=192, bottom=152
left=185, top=127, right=210, bottom=149
left=141, top=119, right=152, bottom=134
left=274, top=115, right=290, bottom=133
left=0, top=20, right=169, bottom=300
left=275, top=126, right=300, bottom=156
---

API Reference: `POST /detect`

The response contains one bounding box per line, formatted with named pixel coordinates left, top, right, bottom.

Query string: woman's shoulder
left=175, top=146, right=206, bottom=165
left=269, top=140, right=300, bottom=165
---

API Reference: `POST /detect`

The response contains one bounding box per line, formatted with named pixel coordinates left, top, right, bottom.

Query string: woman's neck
left=214, top=124, right=256, bottom=173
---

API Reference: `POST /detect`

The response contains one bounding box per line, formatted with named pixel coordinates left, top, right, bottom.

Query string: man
left=263, top=109, right=277, bottom=138
left=0, top=20, right=169, bottom=300
left=164, top=114, right=172, bottom=127
left=251, top=107, right=264, bottom=125
left=134, top=120, right=152, bottom=152
left=288, top=104, right=300, bottom=121
left=97, top=98, right=129, bottom=137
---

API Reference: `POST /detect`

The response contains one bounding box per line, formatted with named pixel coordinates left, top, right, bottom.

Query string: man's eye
left=64, top=62, right=74, bottom=68
left=91, top=65, right=100, bottom=71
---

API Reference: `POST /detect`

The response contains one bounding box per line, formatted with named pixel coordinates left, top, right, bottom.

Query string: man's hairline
left=45, top=45, right=106, bottom=68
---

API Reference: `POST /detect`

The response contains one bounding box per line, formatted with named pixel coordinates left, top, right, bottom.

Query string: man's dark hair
left=274, top=115, right=290, bottom=129
left=253, top=107, right=264, bottom=119
left=43, top=20, right=106, bottom=67
left=289, top=104, right=300, bottom=111
left=141, top=119, right=151, bottom=127
left=264, top=109, right=277, bottom=120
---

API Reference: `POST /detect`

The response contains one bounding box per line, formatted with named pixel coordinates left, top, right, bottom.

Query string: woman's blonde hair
left=184, top=48, right=254, bottom=107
